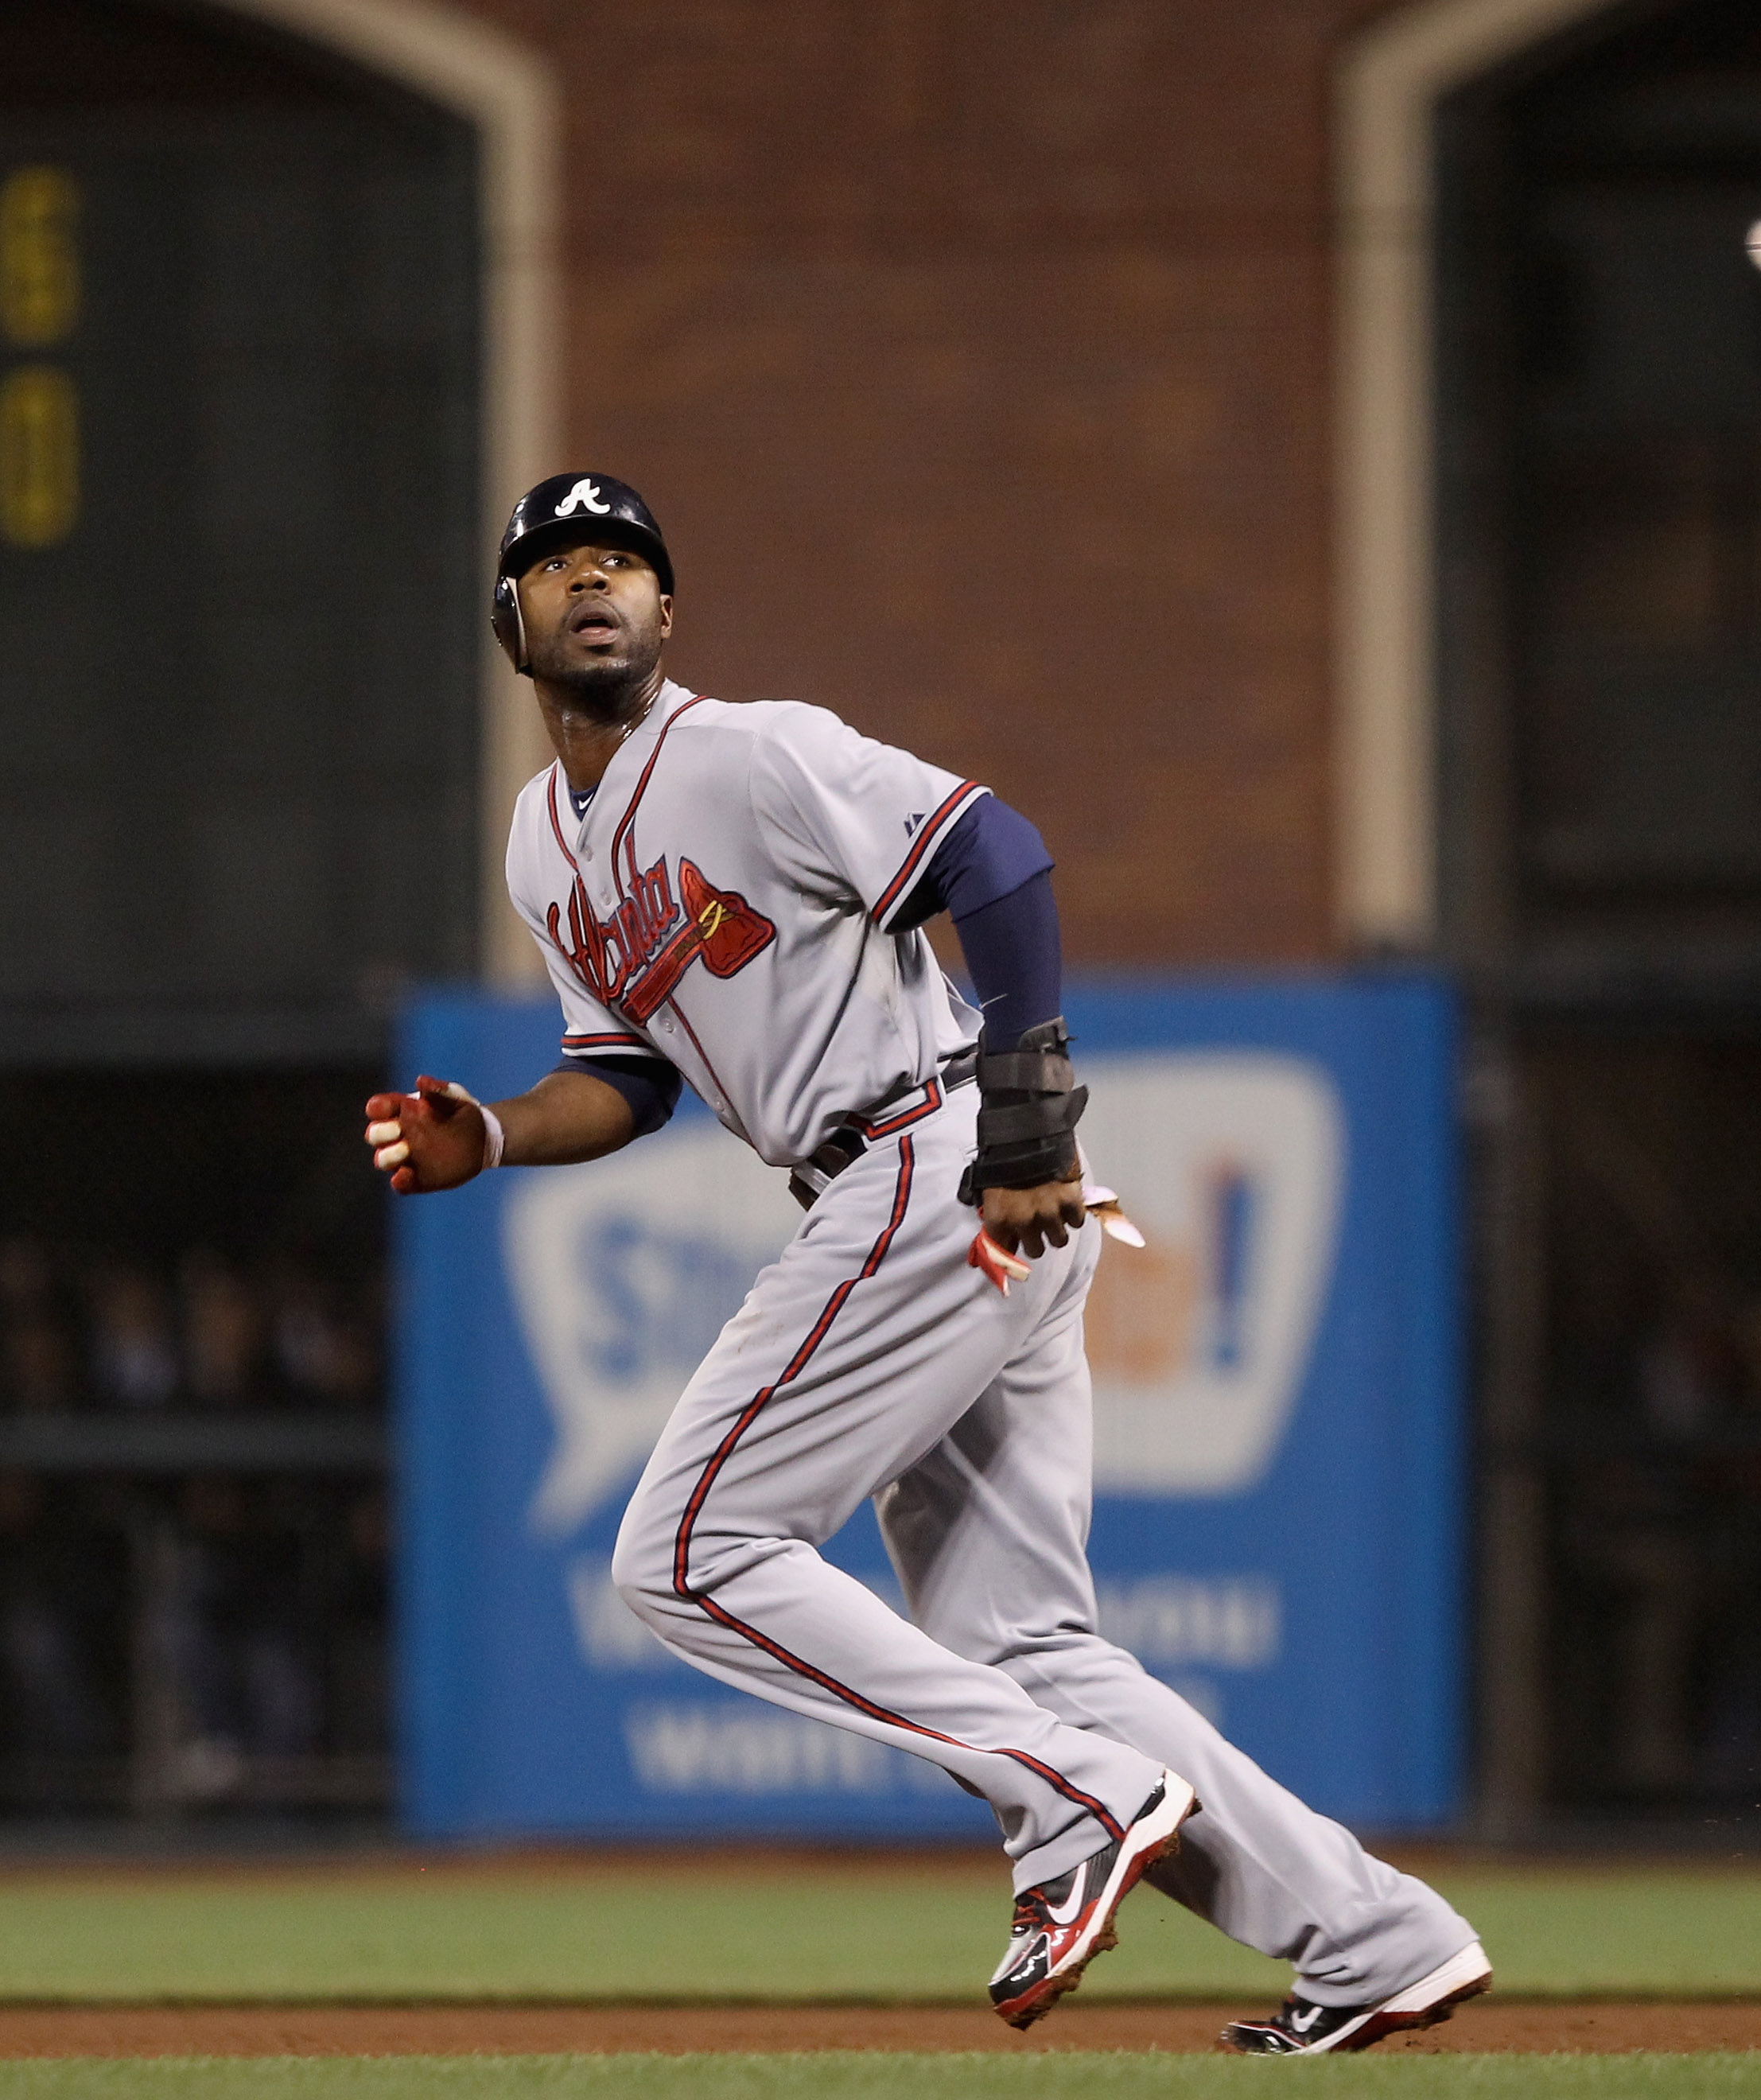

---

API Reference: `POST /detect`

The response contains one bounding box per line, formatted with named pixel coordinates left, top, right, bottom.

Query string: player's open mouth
left=570, top=612, right=619, bottom=642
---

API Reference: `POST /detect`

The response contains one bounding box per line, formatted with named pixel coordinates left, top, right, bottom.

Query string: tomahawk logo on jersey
left=546, top=838, right=776, bottom=1021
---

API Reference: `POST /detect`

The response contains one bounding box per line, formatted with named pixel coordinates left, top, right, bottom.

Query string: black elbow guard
left=957, top=1017, right=1087, bottom=1203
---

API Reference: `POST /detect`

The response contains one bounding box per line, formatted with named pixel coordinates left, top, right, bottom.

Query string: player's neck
left=534, top=664, right=667, bottom=793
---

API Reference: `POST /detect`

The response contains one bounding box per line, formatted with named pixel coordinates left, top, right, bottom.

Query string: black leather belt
left=787, top=1047, right=978, bottom=1211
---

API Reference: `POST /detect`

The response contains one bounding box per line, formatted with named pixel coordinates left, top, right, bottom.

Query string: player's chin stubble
left=531, top=628, right=661, bottom=708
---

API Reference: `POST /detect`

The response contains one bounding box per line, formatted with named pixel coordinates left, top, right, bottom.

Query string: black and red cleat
left=987, top=1769, right=1198, bottom=2030
left=1219, top=1941, right=1492, bottom=2055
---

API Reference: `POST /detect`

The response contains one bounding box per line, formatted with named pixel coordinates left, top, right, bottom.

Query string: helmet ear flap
left=492, top=574, right=529, bottom=674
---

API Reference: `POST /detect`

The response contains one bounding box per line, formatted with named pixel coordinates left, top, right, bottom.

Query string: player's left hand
left=981, top=1169, right=1087, bottom=1261
left=363, top=1075, right=488, bottom=1195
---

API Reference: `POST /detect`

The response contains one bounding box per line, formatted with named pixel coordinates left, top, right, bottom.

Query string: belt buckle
left=787, top=1158, right=836, bottom=1209
left=787, top=1168, right=824, bottom=1211
left=788, top=1126, right=868, bottom=1211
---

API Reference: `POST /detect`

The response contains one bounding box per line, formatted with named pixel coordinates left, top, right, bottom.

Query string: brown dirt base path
left=0, top=2001, right=1752, bottom=2057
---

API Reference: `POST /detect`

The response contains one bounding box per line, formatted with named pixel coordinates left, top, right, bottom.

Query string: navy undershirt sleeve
left=892, top=795, right=1052, bottom=929
left=550, top=1053, right=682, bottom=1138
left=893, top=798, right=1062, bottom=1049
left=953, top=871, right=1063, bottom=1050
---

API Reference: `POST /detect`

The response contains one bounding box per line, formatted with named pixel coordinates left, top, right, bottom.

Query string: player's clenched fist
left=364, top=1075, right=489, bottom=1194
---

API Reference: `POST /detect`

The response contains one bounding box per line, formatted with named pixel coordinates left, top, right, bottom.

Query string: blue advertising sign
left=396, top=974, right=1463, bottom=1839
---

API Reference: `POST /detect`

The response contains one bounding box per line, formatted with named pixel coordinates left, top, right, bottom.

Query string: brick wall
left=475, top=0, right=1382, bottom=965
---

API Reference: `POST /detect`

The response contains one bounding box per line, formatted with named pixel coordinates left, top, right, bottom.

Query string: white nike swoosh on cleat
left=1044, top=1868, right=1090, bottom=1928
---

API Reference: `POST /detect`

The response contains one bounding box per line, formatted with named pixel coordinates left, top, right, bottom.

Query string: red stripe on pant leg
left=667, top=1135, right=1125, bottom=1845
left=669, top=1278, right=857, bottom=1597
left=668, top=1141, right=914, bottom=1596
left=690, top=1586, right=1126, bottom=1841
left=860, top=1132, right=913, bottom=1274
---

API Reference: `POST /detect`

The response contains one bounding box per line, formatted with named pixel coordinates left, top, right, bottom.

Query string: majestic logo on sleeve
left=549, top=845, right=775, bottom=1022
left=554, top=477, right=611, bottom=517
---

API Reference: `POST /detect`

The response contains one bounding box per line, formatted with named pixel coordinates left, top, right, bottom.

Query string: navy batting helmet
left=492, top=473, right=673, bottom=674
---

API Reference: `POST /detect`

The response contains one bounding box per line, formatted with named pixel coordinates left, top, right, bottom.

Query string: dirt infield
left=0, top=2001, right=1752, bottom=2057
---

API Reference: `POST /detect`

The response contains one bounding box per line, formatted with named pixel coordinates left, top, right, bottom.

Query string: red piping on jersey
left=542, top=771, right=615, bottom=1005
left=609, top=693, right=705, bottom=898
left=667, top=1138, right=1126, bottom=1845
left=543, top=695, right=706, bottom=887
left=545, top=763, right=577, bottom=872
left=562, top=1031, right=648, bottom=1052
left=872, top=780, right=983, bottom=926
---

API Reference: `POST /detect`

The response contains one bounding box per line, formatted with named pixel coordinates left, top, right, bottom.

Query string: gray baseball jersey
left=510, top=678, right=1475, bottom=1999
left=506, top=679, right=985, bottom=1165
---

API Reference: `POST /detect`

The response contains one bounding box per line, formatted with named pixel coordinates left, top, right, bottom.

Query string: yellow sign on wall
left=1, top=365, right=80, bottom=547
left=1, top=167, right=80, bottom=349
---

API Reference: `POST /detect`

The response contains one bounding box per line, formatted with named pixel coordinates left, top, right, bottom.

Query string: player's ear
left=658, top=593, right=674, bottom=639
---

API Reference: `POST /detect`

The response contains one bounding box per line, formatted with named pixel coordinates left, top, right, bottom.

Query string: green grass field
left=0, top=1857, right=1750, bottom=2097
left=0, top=2054, right=1758, bottom=2099
left=0, top=1861, right=1749, bottom=2002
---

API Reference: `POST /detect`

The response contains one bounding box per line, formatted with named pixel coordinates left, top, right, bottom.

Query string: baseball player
left=364, top=473, right=1491, bottom=2052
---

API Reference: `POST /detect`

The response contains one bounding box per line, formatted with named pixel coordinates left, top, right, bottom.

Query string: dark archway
left=1439, top=0, right=1761, bottom=1825
left=0, top=0, right=480, bottom=1064
left=0, top=0, right=483, bottom=1822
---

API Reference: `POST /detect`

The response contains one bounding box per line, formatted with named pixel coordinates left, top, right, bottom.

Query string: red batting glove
left=968, top=1229, right=1032, bottom=1297
left=363, top=1075, right=488, bottom=1195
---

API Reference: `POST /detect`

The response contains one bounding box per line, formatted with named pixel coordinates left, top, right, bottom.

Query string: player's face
left=518, top=536, right=673, bottom=693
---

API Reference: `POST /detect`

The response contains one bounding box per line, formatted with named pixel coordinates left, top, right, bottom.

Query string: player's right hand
left=364, top=1075, right=488, bottom=1195
left=980, top=1167, right=1089, bottom=1262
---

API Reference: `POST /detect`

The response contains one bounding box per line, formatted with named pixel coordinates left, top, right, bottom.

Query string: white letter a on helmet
left=555, top=478, right=612, bottom=518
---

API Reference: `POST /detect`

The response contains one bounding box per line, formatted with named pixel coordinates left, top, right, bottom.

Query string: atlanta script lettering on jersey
left=548, top=836, right=776, bottom=1025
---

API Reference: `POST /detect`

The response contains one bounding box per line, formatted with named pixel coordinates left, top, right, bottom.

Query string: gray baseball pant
left=612, top=1085, right=1475, bottom=2003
